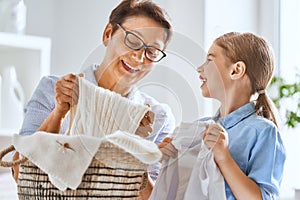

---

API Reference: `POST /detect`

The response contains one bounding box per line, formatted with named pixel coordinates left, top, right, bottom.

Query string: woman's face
left=197, top=43, right=232, bottom=101
left=102, top=15, right=168, bottom=87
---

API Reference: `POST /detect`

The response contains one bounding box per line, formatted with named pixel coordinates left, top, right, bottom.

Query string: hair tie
left=257, top=90, right=266, bottom=95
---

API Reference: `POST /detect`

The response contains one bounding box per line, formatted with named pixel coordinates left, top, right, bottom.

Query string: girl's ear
left=102, top=23, right=113, bottom=46
left=230, top=61, right=246, bottom=80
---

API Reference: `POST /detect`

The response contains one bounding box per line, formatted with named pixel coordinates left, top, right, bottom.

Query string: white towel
left=150, top=121, right=226, bottom=200
left=13, top=132, right=99, bottom=191
left=13, top=131, right=162, bottom=191
left=70, top=77, right=150, bottom=136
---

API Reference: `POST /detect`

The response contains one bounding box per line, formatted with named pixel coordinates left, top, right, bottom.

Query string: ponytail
left=255, top=92, right=280, bottom=128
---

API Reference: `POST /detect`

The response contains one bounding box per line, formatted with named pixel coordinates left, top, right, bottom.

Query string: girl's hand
left=158, top=137, right=178, bottom=161
left=54, top=73, right=84, bottom=117
left=203, top=123, right=230, bottom=164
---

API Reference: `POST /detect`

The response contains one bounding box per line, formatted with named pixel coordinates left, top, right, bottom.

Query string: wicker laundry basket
left=0, top=142, right=148, bottom=200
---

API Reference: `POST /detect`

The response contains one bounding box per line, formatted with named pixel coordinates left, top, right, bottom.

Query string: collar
left=82, top=64, right=98, bottom=85
left=216, top=102, right=256, bottom=129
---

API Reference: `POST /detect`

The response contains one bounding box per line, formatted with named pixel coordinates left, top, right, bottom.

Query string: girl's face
left=197, top=43, right=232, bottom=101
left=102, top=15, right=168, bottom=87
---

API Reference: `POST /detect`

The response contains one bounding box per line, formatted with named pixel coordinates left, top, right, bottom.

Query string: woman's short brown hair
left=109, top=0, right=172, bottom=43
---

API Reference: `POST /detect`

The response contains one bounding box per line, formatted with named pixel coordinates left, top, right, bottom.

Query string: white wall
left=26, top=0, right=120, bottom=75
left=278, top=0, right=300, bottom=198
left=257, top=0, right=280, bottom=69
left=203, top=0, right=258, bottom=48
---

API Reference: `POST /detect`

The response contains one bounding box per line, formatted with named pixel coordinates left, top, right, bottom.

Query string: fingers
left=160, top=143, right=177, bottom=159
left=146, top=110, right=155, bottom=124
left=203, top=123, right=225, bottom=149
left=137, top=105, right=155, bottom=137
left=140, top=110, right=155, bottom=126
left=55, top=73, right=83, bottom=114
left=135, top=124, right=153, bottom=138
left=160, top=137, right=172, bottom=144
left=158, top=137, right=178, bottom=161
left=78, top=73, right=85, bottom=78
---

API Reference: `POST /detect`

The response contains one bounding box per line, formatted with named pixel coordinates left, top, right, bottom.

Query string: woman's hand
left=54, top=73, right=83, bottom=118
left=135, top=109, right=154, bottom=138
left=158, top=137, right=177, bottom=161
left=37, top=73, right=84, bottom=133
left=203, top=123, right=230, bottom=164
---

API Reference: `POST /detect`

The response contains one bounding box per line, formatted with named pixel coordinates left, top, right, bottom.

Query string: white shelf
left=0, top=32, right=51, bottom=102
left=0, top=32, right=51, bottom=131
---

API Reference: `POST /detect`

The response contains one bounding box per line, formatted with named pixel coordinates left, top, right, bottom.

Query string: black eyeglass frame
left=116, top=23, right=167, bottom=62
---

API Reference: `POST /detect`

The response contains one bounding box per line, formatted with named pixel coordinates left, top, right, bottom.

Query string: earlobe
left=230, top=61, right=246, bottom=80
left=102, top=23, right=113, bottom=46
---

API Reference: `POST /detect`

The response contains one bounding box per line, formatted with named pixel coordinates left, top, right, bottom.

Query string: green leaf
left=270, top=76, right=300, bottom=129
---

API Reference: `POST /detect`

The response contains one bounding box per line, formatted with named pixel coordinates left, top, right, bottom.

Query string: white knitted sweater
left=69, top=77, right=150, bottom=136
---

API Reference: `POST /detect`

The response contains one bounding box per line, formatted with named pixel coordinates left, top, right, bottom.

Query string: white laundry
left=13, top=132, right=99, bottom=191
left=14, top=77, right=161, bottom=191
left=150, top=121, right=226, bottom=200
left=13, top=131, right=162, bottom=191
left=70, top=77, right=150, bottom=137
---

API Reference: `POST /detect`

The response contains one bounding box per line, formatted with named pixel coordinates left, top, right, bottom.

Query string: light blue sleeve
left=142, top=102, right=176, bottom=145
left=19, top=76, right=59, bottom=135
left=146, top=103, right=176, bottom=182
left=247, top=125, right=286, bottom=199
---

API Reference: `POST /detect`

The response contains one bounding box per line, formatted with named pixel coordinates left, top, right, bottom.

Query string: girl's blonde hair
left=215, top=32, right=279, bottom=127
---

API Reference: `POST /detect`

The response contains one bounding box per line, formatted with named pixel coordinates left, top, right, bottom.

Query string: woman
left=14, top=0, right=175, bottom=192
left=159, top=32, right=286, bottom=199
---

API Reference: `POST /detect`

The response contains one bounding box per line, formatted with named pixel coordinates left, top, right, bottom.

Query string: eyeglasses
left=116, top=24, right=166, bottom=62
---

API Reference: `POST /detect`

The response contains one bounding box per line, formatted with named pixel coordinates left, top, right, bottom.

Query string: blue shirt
left=19, top=64, right=176, bottom=180
left=201, top=102, right=286, bottom=200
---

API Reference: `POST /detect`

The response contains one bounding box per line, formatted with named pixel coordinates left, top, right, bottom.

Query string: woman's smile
left=121, top=60, right=141, bottom=73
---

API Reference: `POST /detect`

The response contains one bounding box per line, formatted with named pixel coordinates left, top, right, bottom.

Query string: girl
left=160, top=32, right=286, bottom=199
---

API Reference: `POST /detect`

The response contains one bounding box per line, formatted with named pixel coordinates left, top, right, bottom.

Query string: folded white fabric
left=70, top=77, right=150, bottom=137
left=96, top=130, right=162, bottom=166
left=13, top=131, right=162, bottom=191
left=150, top=120, right=226, bottom=200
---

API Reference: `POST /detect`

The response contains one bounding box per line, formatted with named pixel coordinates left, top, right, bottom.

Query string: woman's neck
left=94, top=64, right=131, bottom=96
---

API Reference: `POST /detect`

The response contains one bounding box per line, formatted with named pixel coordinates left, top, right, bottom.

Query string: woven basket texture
left=17, top=141, right=147, bottom=199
